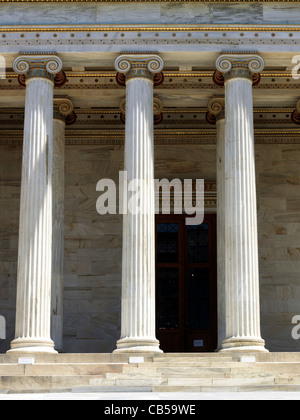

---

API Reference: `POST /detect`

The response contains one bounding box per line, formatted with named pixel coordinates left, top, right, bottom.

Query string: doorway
left=155, top=214, right=217, bottom=352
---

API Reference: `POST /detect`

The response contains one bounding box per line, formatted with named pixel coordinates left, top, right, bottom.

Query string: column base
left=220, top=337, right=268, bottom=353
left=7, top=338, right=57, bottom=354
left=114, top=337, right=163, bottom=354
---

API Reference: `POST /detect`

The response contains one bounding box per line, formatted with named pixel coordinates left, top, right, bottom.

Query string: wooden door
left=156, top=214, right=217, bottom=352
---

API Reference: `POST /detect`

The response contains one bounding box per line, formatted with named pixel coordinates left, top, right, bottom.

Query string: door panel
left=157, top=267, right=179, bottom=330
left=157, top=222, right=179, bottom=264
left=156, top=214, right=217, bottom=352
left=187, top=267, right=210, bottom=331
left=186, top=223, right=209, bottom=264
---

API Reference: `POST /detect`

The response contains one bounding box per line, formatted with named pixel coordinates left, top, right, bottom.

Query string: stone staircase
left=1, top=352, right=300, bottom=394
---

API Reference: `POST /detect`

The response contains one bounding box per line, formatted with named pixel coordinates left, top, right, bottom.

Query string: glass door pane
left=157, top=267, right=179, bottom=329
left=187, top=223, right=209, bottom=263
left=187, top=268, right=210, bottom=331
left=157, top=223, right=179, bottom=263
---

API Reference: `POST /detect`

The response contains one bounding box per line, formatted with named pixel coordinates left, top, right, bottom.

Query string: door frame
left=155, top=213, right=217, bottom=352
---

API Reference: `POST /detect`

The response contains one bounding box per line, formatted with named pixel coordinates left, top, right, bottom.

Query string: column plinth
left=8, top=55, right=63, bottom=354
left=216, top=54, right=268, bottom=353
left=114, top=54, right=163, bottom=353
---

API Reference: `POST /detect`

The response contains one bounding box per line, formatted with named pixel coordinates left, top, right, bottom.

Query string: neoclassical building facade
left=0, top=0, right=300, bottom=356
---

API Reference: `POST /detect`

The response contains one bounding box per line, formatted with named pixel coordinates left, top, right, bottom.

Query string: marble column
left=51, top=97, right=74, bottom=352
left=114, top=53, right=164, bottom=353
left=8, top=55, right=62, bottom=353
left=207, top=97, right=226, bottom=350
left=216, top=54, right=267, bottom=352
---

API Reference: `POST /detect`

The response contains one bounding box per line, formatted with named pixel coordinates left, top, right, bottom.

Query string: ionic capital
left=216, top=53, right=264, bottom=82
left=13, top=54, right=63, bottom=83
left=153, top=97, right=164, bottom=115
left=119, top=96, right=164, bottom=124
left=53, top=97, right=77, bottom=126
left=206, top=97, right=225, bottom=124
left=119, top=97, right=126, bottom=116
left=53, top=97, right=73, bottom=119
left=115, top=53, right=164, bottom=82
left=291, top=99, right=300, bottom=125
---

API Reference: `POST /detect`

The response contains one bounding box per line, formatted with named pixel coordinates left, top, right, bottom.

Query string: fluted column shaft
left=114, top=54, right=163, bottom=353
left=51, top=98, right=74, bottom=352
left=8, top=55, right=62, bottom=353
left=216, top=54, right=267, bottom=352
left=207, top=98, right=226, bottom=350
left=51, top=116, right=65, bottom=352
left=216, top=113, right=226, bottom=350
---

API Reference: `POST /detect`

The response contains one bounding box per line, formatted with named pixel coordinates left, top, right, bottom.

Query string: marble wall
left=0, top=3, right=300, bottom=26
left=0, top=145, right=21, bottom=353
left=63, top=145, right=123, bottom=353
left=256, top=144, right=300, bottom=352
left=0, top=142, right=300, bottom=353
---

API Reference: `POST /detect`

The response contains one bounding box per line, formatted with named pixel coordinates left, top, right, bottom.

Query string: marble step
left=71, top=383, right=300, bottom=393
left=106, top=369, right=300, bottom=381
left=123, top=362, right=300, bottom=374
left=2, top=371, right=300, bottom=393
left=120, top=367, right=231, bottom=378
left=123, top=361, right=247, bottom=369
left=0, top=363, right=124, bottom=377
left=1, top=360, right=299, bottom=374
left=94, top=376, right=273, bottom=387
left=152, top=356, right=233, bottom=363
left=106, top=372, right=163, bottom=380
left=124, top=361, right=233, bottom=368
left=1, top=361, right=299, bottom=378
left=99, top=375, right=278, bottom=387
left=0, top=353, right=150, bottom=364
left=0, top=375, right=111, bottom=393
left=254, top=353, right=300, bottom=363
left=1, top=352, right=300, bottom=365
left=97, top=377, right=167, bottom=387
left=72, top=385, right=153, bottom=393
left=151, top=362, right=236, bottom=367
left=152, top=385, right=300, bottom=393
left=229, top=363, right=300, bottom=375
left=154, top=353, right=232, bottom=358
left=1, top=352, right=300, bottom=393
left=275, top=376, right=300, bottom=385
left=154, top=362, right=300, bottom=373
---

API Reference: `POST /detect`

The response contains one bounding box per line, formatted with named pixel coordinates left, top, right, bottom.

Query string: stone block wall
left=256, top=144, right=300, bottom=352
left=0, top=143, right=300, bottom=352
left=0, top=146, right=21, bottom=353
left=63, top=145, right=123, bottom=353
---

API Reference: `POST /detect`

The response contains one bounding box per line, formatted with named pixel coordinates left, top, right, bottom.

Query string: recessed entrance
left=155, top=214, right=217, bottom=352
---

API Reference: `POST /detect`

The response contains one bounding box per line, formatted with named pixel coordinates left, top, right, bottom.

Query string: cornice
left=1, top=26, right=300, bottom=32
left=1, top=83, right=298, bottom=91
left=2, top=74, right=299, bottom=93
left=1, top=129, right=300, bottom=146
left=0, top=0, right=299, bottom=2
left=0, top=107, right=295, bottom=130
left=0, top=107, right=295, bottom=114
left=3, top=72, right=297, bottom=79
